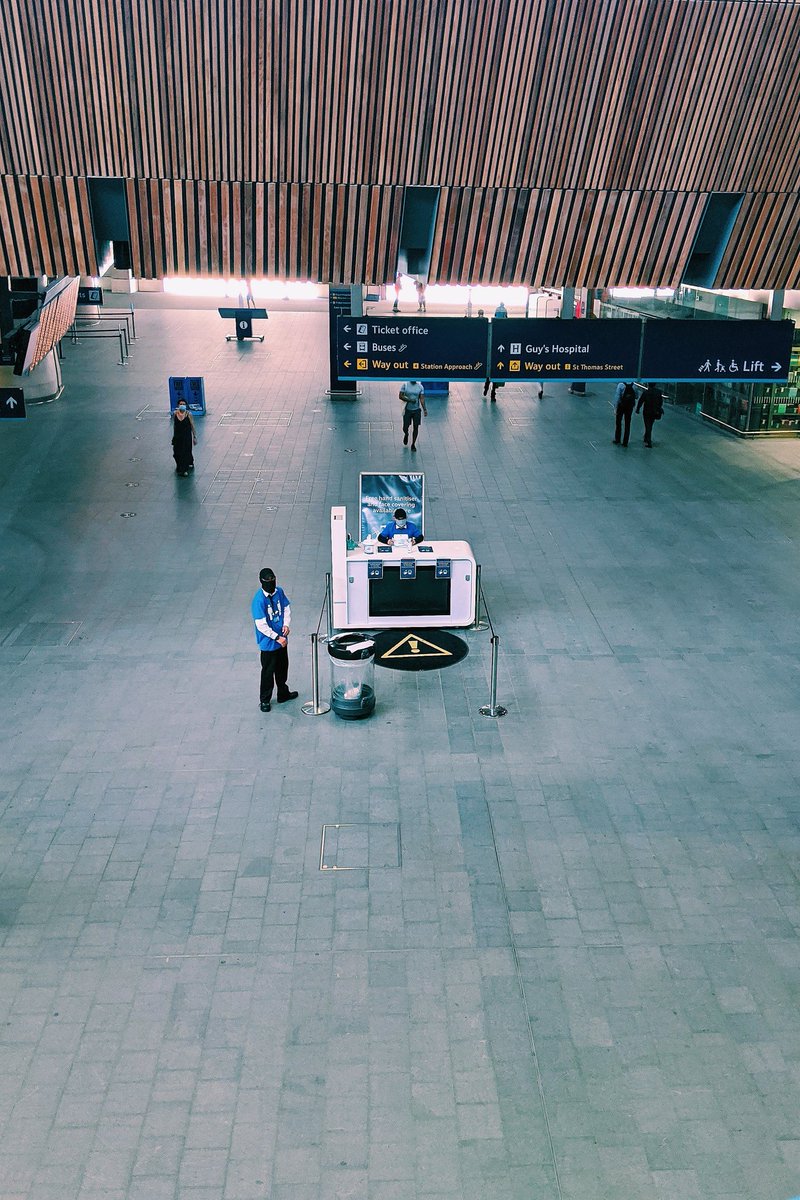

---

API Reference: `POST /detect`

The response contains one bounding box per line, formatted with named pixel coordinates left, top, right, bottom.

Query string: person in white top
left=399, top=380, right=427, bottom=451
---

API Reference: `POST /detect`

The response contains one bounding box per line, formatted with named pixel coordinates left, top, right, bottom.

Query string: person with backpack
left=613, top=381, right=637, bottom=447
left=636, top=382, right=664, bottom=448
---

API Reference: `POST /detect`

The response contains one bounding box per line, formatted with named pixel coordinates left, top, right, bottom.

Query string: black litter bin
left=328, top=633, right=376, bottom=720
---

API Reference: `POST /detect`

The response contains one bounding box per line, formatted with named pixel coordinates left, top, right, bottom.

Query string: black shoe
left=411, top=444, right=417, bottom=452
left=260, top=701, right=271, bottom=712
left=622, top=442, right=628, bottom=447
left=613, top=439, right=620, bottom=444
left=403, top=434, right=408, bottom=445
left=277, top=690, right=298, bottom=703
left=644, top=441, right=653, bottom=448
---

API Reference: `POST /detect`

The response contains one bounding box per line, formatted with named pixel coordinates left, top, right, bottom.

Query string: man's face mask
left=396, top=519, right=406, bottom=529
left=178, top=404, right=187, bottom=412
left=263, top=577, right=276, bottom=593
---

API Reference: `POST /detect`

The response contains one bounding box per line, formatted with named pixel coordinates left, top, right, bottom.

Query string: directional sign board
left=337, top=316, right=488, bottom=380
left=489, top=319, right=641, bottom=381
left=77, top=286, right=103, bottom=305
left=640, top=319, right=795, bottom=382
left=0, top=388, right=25, bottom=419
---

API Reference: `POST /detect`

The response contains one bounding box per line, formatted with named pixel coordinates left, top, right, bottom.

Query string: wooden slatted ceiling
left=1, top=0, right=799, bottom=285
left=1, top=0, right=799, bottom=192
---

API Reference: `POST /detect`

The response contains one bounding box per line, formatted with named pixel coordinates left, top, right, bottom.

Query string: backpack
left=621, top=383, right=636, bottom=404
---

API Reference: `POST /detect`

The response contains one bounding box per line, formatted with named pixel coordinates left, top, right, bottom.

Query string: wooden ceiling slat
left=3, top=1, right=800, bottom=285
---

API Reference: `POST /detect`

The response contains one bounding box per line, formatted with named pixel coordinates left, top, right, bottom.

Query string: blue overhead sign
left=640, top=319, right=794, bottom=382
left=337, top=316, right=488, bottom=380
left=489, top=318, right=641, bottom=381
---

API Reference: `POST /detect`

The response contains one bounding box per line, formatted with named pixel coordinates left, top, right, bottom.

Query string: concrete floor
left=1, top=303, right=800, bottom=1200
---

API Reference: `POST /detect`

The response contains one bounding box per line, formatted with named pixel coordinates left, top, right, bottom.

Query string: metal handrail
left=68, top=324, right=129, bottom=365
left=74, top=308, right=137, bottom=341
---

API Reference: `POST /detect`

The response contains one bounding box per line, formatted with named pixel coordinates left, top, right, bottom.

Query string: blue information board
left=338, top=316, right=488, bottom=381
left=169, top=376, right=206, bottom=415
left=640, top=319, right=794, bottom=382
left=0, top=387, right=26, bottom=419
left=489, top=318, right=641, bottom=381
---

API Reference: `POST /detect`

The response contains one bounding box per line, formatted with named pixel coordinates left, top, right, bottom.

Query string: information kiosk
left=330, top=506, right=476, bottom=630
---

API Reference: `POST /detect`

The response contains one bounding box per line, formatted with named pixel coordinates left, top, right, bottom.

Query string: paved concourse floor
left=2, top=304, right=800, bottom=1200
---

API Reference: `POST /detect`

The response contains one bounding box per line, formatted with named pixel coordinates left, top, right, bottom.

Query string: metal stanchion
left=319, top=572, right=333, bottom=644
left=479, top=635, right=507, bottom=718
left=472, top=565, right=489, bottom=630
left=301, top=632, right=331, bottom=716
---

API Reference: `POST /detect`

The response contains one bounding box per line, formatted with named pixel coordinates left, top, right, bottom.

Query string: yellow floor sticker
left=380, top=633, right=453, bottom=659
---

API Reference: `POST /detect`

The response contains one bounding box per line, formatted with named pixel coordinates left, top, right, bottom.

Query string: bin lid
left=328, top=633, right=375, bottom=661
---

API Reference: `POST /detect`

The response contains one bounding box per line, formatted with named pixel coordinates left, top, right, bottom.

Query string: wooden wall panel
left=0, top=176, right=96, bottom=276
left=715, top=194, right=800, bottom=289
left=430, top=187, right=707, bottom=287
left=126, top=179, right=403, bottom=282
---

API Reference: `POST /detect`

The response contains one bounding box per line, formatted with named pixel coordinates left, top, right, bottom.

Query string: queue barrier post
left=479, top=634, right=507, bottom=718
left=472, top=564, right=489, bottom=630
left=302, top=633, right=331, bottom=716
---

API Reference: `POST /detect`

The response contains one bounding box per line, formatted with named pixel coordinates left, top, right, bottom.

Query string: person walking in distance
left=171, top=401, right=197, bottom=476
left=613, top=381, right=637, bottom=447
left=415, top=278, right=427, bottom=312
left=251, top=567, right=299, bottom=712
left=636, top=382, right=664, bottom=448
left=400, top=379, right=426, bottom=451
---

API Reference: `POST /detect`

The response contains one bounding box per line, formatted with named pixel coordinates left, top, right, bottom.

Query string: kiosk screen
left=369, top=566, right=451, bottom=618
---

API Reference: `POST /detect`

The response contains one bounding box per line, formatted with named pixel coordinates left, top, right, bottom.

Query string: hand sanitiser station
left=330, top=505, right=476, bottom=630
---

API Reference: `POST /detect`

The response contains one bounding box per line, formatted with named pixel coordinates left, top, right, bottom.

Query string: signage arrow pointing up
left=5, top=396, right=17, bottom=409
left=497, top=344, right=505, bottom=352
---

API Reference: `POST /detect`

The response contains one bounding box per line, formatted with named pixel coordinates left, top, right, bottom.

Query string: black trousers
left=402, top=409, right=421, bottom=442
left=641, top=413, right=655, bottom=445
left=614, top=403, right=634, bottom=445
left=260, top=645, right=289, bottom=703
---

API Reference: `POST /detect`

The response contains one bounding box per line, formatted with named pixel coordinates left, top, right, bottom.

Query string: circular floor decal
left=372, top=628, right=469, bottom=671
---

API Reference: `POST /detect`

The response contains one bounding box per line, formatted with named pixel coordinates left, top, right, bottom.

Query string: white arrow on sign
left=497, top=344, right=505, bottom=352
left=344, top=343, right=351, bottom=350
left=772, top=362, right=782, bottom=370
left=343, top=324, right=351, bottom=332
left=5, top=396, right=17, bottom=409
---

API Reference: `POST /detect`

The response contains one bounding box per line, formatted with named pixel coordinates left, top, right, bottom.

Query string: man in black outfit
left=636, top=382, right=663, bottom=448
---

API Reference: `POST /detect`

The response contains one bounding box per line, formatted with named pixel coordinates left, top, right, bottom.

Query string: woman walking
left=172, top=402, right=197, bottom=475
